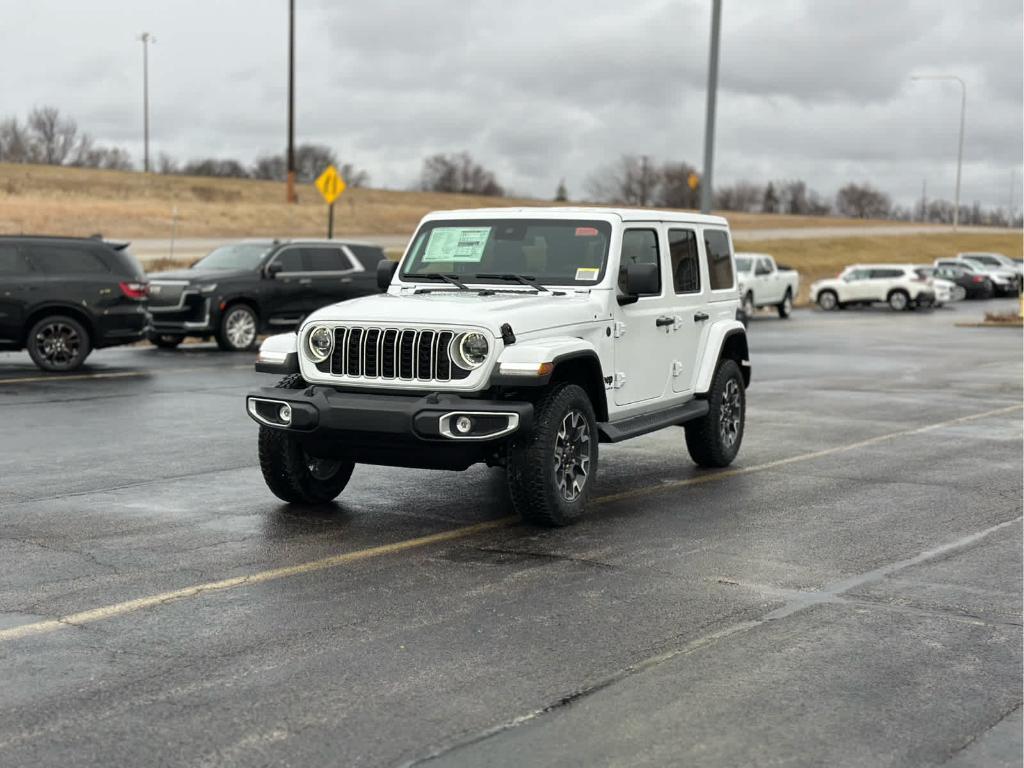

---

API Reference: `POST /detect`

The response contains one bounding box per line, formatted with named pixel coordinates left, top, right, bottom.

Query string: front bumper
left=246, top=387, right=534, bottom=470
left=149, top=295, right=214, bottom=334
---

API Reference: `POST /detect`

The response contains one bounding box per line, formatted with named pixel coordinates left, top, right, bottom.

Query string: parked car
left=735, top=252, right=799, bottom=319
left=0, top=236, right=150, bottom=372
left=956, top=252, right=1023, bottom=279
left=247, top=208, right=750, bottom=525
left=810, top=264, right=935, bottom=311
left=946, top=254, right=1020, bottom=296
left=912, top=267, right=965, bottom=306
left=935, top=258, right=1017, bottom=297
left=929, top=263, right=995, bottom=300
left=147, top=240, right=384, bottom=351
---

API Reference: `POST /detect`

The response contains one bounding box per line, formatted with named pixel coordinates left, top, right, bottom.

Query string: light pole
left=911, top=74, right=966, bottom=230
left=139, top=32, right=155, bottom=173
left=699, top=0, right=723, bottom=214
left=286, top=0, right=297, bottom=203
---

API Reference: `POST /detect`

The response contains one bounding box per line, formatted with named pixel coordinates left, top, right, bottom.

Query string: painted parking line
left=0, top=364, right=253, bottom=385
left=0, top=403, right=1019, bottom=644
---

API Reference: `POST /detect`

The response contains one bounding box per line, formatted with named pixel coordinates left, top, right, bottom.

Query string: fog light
left=455, top=415, right=473, bottom=434
left=279, top=404, right=292, bottom=424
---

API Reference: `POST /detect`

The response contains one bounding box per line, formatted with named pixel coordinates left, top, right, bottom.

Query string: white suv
left=247, top=208, right=750, bottom=525
left=810, top=264, right=936, bottom=312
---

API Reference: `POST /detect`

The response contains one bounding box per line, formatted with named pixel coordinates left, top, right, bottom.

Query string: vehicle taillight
left=119, top=281, right=149, bottom=300
left=972, top=276, right=985, bottom=283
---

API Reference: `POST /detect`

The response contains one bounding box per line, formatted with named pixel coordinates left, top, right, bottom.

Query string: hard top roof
left=422, top=206, right=729, bottom=226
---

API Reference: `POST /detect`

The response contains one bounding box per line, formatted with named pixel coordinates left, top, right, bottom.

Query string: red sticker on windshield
left=575, top=227, right=599, bottom=236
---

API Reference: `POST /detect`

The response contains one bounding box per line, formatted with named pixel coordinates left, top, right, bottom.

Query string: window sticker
left=575, top=226, right=599, bottom=237
left=575, top=267, right=600, bottom=281
left=422, top=227, right=492, bottom=263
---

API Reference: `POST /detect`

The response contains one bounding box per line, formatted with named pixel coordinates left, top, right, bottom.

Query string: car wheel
left=26, top=315, right=92, bottom=372
left=258, top=374, right=355, bottom=505
left=777, top=290, right=793, bottom=318
left=149, top=333, right=184, bottom=349
left=216, top=304, right=258, bottom=351
left=684, top=359, right=745, bottom=468
left=742, top=292, right=756, bottom=319
left=816, top=290, right=839, bottom=311
left=887, top=290, right=909, bottom=311
left=507, top=383, right=598, bottom=526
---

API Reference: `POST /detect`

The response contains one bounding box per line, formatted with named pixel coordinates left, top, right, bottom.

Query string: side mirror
left=266, top=262, right=283, bottom=279
left=377, top=259, right=399, bottom=291
left=617, top=263, right=660, bottom=306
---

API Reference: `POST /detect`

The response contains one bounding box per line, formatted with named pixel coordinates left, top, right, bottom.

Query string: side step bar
left=598, top=399, right=709, bottom=443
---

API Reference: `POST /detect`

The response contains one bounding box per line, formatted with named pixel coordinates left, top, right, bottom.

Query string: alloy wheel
left=719, top=378, right=742, bottom=448
left=553, top=409, right=591, bottom=502
left=226, top=309, right=257, bottom=349
left=34, top=322, right=81, bottom=369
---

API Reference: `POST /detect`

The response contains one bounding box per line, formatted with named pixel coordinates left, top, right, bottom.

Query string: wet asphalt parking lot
left=0, top=299, right=1021, bottom=768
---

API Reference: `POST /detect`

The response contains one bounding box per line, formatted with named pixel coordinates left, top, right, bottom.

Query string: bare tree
left=27, top=107, right=83, bottom=165
left=338, top=162, right=370, bottom=188
left=0, top=117, right=31, bottom=162
left=182, top=158, right=250, bottom=178
left=251, top=154, right=286, bottom=181
left=836, top=182, right=891, bottom=219
left=714, top=181, right=763, bottom=212
left=157, top=153, right=179, bottom=174
left=420, top=152, right=504, bottom=196
left=656, top=161, right=700, bottom=209
left=554, top=179, right=568, bottom=202
left=586, top=155, right=660, bottom=206
left=761, top=182, right=778, bottom=214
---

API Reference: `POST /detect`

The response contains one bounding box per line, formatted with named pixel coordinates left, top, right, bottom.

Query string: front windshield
left=735, top=256, right=753, bottom=273
left=400, top=219, right=612, bottom=286
left=192, top=243, right=271, bottom=271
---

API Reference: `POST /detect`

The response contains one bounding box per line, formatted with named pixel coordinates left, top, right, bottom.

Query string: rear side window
left=668, top=229, right=700, bottom=294
left=619, top=229, right=661, bottom=294
left=0, top=245, right=31, bottom=274
left=24, top=244, right=109, bottom=273
left=347, top=245, right=383, bottom=271
left=870, top=268, right=904, bottom=279
left=703, top=229, right=734, bottom=290
left=305, top=247, right=350, bottom=272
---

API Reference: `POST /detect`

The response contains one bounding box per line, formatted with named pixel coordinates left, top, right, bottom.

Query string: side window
left=703, top=229, right=734, bottom=290
left=755, top=258, right=771, bottom=275
left=618, top=229, right=661, bottom=294
left=870, top=269, right=903, bottom=279
left=0, top=245, right=30, bottom=274
left=846, top=269, right=868, bottom=281
left=306, top=247, right=350, bottom=272
left=24, top=245, right=109, bottom=273
left=668, top=229, right=700, bottom=294
left=347, top=245, right=382, bottom=271
left=272, top=248, right=305, bottom=273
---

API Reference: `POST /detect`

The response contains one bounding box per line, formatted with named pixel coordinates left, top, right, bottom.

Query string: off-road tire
left=257, top=374, right=355, bottom=505
left=149, top=333, right=184, bottom=349
left=26, top=315, right=92, bottom=372
left=816, top=290, right=839, bottom=311
left=777, top=289, right=793, bottom=318
left=887, top=289, right=909, bottom=311
left=216, top=304, right=259, bottom=351
left=685, top=359, right=745, bottom=468
left=507, top=383, right=598, bottom=526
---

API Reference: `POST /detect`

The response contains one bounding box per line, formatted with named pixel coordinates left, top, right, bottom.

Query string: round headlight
left=307, top=326, right=334, bottom=361
left=453, top=332, right=489, bottom=369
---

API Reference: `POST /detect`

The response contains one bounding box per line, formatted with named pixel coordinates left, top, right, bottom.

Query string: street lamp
left=911, top=74, right=966, bottom=230
left=138, top=32, right=156, bottom=173
left=700, top=0, right=723, bottom=214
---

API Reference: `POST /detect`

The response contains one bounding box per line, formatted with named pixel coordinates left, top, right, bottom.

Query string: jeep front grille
left=329, top=326, right=469, bottom=381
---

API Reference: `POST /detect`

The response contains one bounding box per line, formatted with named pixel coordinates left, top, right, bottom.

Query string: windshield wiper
left=416, top=273, right=469, bottom=290
left=475, top=273, right=550, bottom=292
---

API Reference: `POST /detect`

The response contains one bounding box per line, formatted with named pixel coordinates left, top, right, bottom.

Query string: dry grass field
left=741, top=233, right=1024, bottom=303
left=0, top=162, right=922, bottom=239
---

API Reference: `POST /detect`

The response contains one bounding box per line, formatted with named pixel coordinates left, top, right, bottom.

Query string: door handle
left=299, top=278, right=313, bottom=285
left=655, top=316, right=674, bottom=327
left=693, top=312, right=709, bottom=322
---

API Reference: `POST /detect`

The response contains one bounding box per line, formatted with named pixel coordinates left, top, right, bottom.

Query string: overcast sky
left=1, top=0, right=1021, bottom=210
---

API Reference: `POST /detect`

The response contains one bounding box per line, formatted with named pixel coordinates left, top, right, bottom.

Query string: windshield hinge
left=612, top=372, right=627, bottom=389
left=672, top=361, right=685, bottom=377
left=613, top=321, right=627, bottom=338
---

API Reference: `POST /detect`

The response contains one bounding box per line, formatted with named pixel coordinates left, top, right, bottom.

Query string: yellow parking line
left=0, top=403, right=1019, bottom=644
left=0, top=364, right=252, bottom=385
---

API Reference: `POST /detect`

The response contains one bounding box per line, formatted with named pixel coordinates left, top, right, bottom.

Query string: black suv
left=147, top=240, right=383, bottom=351
left=0, top=236, right=150, bottom=371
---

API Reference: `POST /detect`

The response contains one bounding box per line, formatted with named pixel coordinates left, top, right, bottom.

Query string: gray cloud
left=0, top=0, right=1019, bottom=210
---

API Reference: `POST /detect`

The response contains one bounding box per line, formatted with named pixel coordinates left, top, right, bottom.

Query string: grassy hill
left=1, top=162, right=924, bottom=239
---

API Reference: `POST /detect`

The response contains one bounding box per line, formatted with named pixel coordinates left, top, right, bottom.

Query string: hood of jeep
left=306, top=290, right=607, bottom=335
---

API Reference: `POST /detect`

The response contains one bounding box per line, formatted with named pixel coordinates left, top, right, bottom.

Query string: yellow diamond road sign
left=315, top=165, right=346, bottom=204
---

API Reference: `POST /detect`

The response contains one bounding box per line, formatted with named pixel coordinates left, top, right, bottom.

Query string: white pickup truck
left=736, top=253, right=800, bottom=320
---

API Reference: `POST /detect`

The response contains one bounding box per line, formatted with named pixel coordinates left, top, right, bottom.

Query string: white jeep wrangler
left=247, top=208, right=750, bottom=525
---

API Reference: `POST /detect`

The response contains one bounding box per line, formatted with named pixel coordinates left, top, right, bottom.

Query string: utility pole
left=920, top=179, right=927, bottom=222
left=700, top=0, right=722, bottom=214
left=286, top=0, right=297, bottom=203
left=911, top=74, right=966, bottom=230
left=139, top=32, right=155, bottom=173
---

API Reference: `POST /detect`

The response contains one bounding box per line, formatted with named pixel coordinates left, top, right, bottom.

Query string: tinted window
left=668, top=229, right=700, bottom=294
left=192, top=244, right=271, bottom=271
left=756, top=259, right=772, bottom=275
left=870, top=269, right=904, bottom=279
left=273, top=249, right=305, bottom=272
left=618, top=229, right=661, bottom=294
left=306, top=247, right=349, bottom=272
left=704, top=229, right=734, bottom=290
left=347, top=245, right=383, bottom=271
left=845, top=269, right=870, bottom=281
left=25, top=244, right=108, bottom=273
left=0, top=245, right=30, bottom=274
